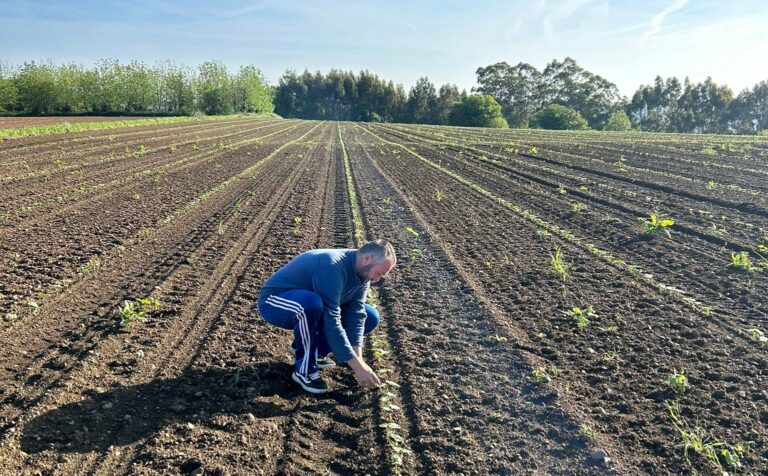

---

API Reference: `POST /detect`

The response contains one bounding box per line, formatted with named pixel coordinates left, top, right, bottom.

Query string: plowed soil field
left=1, top=118, right=766, bottom=475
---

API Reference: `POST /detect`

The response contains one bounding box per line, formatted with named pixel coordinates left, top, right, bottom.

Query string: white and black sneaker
left=292, top=371, right=330, bottom=394
left=289, top=345, right=336, bottom=369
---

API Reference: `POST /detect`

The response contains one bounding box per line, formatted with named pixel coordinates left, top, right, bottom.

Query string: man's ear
left=362, top=253, right=373, bottom=265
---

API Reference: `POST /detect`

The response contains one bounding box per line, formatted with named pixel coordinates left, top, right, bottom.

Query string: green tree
left=604, top=110, right=632, bottom=131
left=197, top=60, right=233, bottom=115
left=540, top=57, right=621, bottom=130
left=406, top=77, right=438, bottom=124
left=13, top=61, right=58, bottom=114
left=234, top=65, right=273, bottom=113
left=434, top=84, right=462, bottom=125
left=448, top=95, right=508, bottom=128
left=0, top=65, right=17, bottom=112
left=474, top=61, right=542, bottom=127
left=531, top=104, right=589, bottom=130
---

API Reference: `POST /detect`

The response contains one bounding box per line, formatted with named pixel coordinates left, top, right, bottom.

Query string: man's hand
left=346, top=355, right=380, bottom=389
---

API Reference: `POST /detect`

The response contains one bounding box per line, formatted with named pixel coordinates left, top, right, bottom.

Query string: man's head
left=355, top=239, right=396, bottom=283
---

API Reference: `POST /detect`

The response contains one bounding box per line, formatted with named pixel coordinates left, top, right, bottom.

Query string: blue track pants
left=258, top=289, right=380, bottom=375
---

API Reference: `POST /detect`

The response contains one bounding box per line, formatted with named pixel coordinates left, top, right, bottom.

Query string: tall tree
left=474, top=61, right=541, bottom=127
left=406, top=77, right=438, bottom=124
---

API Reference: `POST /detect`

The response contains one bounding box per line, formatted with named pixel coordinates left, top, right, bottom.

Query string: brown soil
left=1, top=120, right=766, bottom=475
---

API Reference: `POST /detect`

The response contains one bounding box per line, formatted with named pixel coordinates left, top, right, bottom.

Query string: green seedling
left=118, top=298, right=161, bottom=327
left=571, top=202, right=586, bottom=213
left=531, top=368, right=551, bottom=384
left=706, top=180, right=717, bottom=190
left=667, top=401, right=749, bottom=472
left=405, top=226, right=419, bottom=237
left=746, top=328, right=767, bottom=344
left=641, top=214, right=675, bottom=237
left=666, top=369, right=689, bottom=395
left=292, top=216, right=302, bottom=236
left=549, top=247, right=569, bottom=282
left=565, top=306, right=596, bottom=330
left=485, top=334, right=508, bottom=344
left=434, top=189, right=445, bottom=202
left=410, top=248, right=424, bottom=261
left=728, top=251, right=761, bottom=273
left=79, top=257, right=101, bottom=276
left=558, top=185, right=567, bottom=195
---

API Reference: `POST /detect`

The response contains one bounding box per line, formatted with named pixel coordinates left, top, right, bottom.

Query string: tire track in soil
left=352, top=124, right=768, bottom=474
left=343, top=124, right=609, bottom=475
left=266, top=131, right=384, bottom=476
left=0, top=121, right=328, bottom=474
left=0, top=121, right=310, bottom=318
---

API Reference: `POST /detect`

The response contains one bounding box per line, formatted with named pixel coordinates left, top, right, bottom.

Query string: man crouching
left=257, top=240, right=396, bottom=394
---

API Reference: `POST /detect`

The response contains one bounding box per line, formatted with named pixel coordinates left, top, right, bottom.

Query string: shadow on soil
left=21, top=362, right=311, bottom=454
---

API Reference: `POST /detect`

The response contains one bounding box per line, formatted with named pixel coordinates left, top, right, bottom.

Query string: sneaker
left=292, top=371, right=330, bottom=394
left=289, top=345, right=336, bottom=369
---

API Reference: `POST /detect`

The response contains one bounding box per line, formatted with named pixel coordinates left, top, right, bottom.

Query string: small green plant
left=79, top=257, right=101, bottom=276
left=531, top=368, right=550, bottom=384
left=530, top=146, right=538, bottom=154
left=571, top=202, right=586, bottom=213
left=292, top=216, right=302, bottom=236
left=434, top=189, right=445, bottom=202
left=666, top=369, right=689, bottom=395
left=558, top=185, right=567, bottom=195
left=405, top=226, right=419, bottom=237
left=706, top=180, right=717, bottom=190
left=131, top=192, right=141, bottom=201
left=565, top=306, right=596, bottom=330
left=170, top=143, right=177, bottom=153
left=134, top=144, right=148, bottom=156
left=641, top=214, right=675, bottom=237
left=579, top=425, right=595, bottom=439
left=667, top=401, right=748, bottom=472
left=746, top=328, right=767, bottom=344
left=485, top=334, right=508, bottom=344
left=410, top=248, right=424, bottom=261
left=549, top=247, right=569, bottom=282
left=118, top=297, right=161, bottom=327
left=701, top=146, right=717, bottom=156
left=728, top=251, right=761, bottom=273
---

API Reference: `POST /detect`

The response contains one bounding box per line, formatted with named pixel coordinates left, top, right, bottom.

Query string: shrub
left=531, top=104, right=590, bottom=130
left=448, top=95, right=508, bottom=128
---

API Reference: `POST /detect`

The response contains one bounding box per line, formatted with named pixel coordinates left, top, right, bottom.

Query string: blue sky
left=2, top=0, right=767, bottom=97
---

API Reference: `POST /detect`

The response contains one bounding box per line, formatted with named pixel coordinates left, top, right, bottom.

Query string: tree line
left=1, top=57, right=766, bottom=134
left=0, top=59, right=274, bottom=116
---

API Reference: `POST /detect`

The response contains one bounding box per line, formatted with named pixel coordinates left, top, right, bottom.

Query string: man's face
left=358, top=255, right=395, bottom=283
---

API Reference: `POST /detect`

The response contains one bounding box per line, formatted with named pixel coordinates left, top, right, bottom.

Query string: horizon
left=2, top=0, right=768, bottom=97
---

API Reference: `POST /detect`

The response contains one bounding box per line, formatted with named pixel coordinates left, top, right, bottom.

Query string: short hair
left=358, top=239, right=397, bottom=265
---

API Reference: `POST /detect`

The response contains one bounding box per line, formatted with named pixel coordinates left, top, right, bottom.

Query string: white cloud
left=642, top=0, right=689, bottom=41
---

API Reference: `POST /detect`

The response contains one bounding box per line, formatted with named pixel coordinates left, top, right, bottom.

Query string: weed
left=485, top=334, right=508, bottom=344
left=118, top=298, right=161, bottom=327
left=565, top=306, right=596, bottom=330
left=571, top=202, right=586, bottom=213
left=746, top=328, right=767, bottom=344
left=579, top=425, right=595, bottom=439
left=666, top=369, right=689, bottom=395
left=531, top=368, right=551, bottom=384
left=641, top=214, right=675, bottom=237
left=728, top=251, right=761, bottom=273
left=549, top=247, right=569, bottom=282
left=666, top=401, right=748, bottom=472
left=79, top=257, right=101, bottom=276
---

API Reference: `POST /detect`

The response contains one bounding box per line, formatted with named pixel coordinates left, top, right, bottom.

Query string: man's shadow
left=21, top=362, right=311, bottom=454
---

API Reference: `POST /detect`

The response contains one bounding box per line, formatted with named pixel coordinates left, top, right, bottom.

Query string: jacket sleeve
left=342, top=282, right=370, bottom=348
left=312, top=268, right=356, bottom=362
